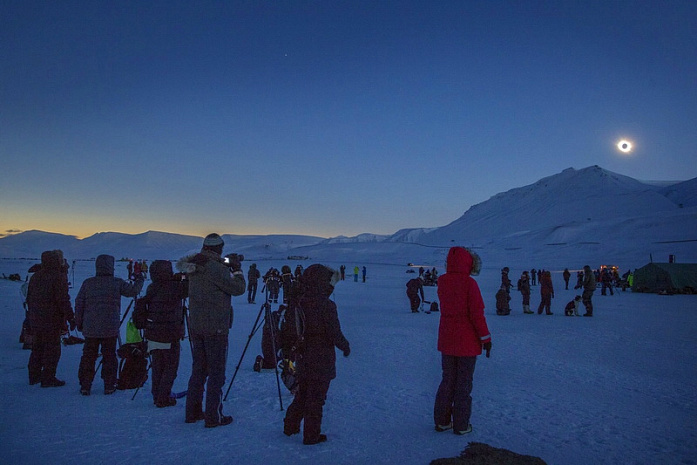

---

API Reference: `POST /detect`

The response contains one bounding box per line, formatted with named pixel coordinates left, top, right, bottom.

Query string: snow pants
left=582, top=289, right=594, bottom=315
left=434, top=354, right=477, bottom=431
left=186, top=334, right=228, bottom=425
left=248, top=281, right=258, bottom=303
left=284, top=377, right=331, bottom=443
left=78, top=336, right=118, bottom=389
left=537, top=294, right=552, bottom=314
left=28, top=328, right=62, bottom=384
left=150, top=341, right=181, bottom=404
left=407, top=292, right=421, bottom=312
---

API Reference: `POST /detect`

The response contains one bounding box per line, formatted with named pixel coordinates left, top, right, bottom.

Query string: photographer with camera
left=177, top=233, right=245, bottom=428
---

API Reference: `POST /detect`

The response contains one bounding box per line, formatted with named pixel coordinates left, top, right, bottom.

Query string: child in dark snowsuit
left=133, top=260, right=188, bottom=407
left=283, top=264, right=350, bottom=445
left=518, top=271, right=533, bottom=314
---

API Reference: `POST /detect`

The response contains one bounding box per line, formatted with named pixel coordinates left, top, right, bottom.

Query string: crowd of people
left=493, top=265, right=616, bottom=317
left=21, top=234, right=355, bottom=444
left=27, top=236, right=628, bottom=444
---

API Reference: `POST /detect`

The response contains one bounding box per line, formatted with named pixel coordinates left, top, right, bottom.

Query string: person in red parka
left=434, top=247, right=491, bottom=435
left=537, top=270, right=554, bottom=315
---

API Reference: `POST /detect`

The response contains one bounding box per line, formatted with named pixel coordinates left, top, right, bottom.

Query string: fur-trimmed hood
left=176, top=250, right=224, bottom=275
left=445, top=247, right=482, bottom=276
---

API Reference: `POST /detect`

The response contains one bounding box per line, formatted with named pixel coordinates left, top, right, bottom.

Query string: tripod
left=223, top=290, right=284, bottom=410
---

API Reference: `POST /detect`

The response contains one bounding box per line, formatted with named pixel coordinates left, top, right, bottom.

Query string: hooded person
left=133, top=260, right=188, bottom=407
left=177, top=233, right=246, bottom=428
left=283, top=264, right=351, bottom=445
left=26, top=250, right=76, bottom=387
left=75, top=254, right=144, bottom=395
left=434, top=247, right=491, bottom=435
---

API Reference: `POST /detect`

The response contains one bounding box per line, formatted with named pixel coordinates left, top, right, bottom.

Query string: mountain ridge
left=2, top=166, right=696, bottom=268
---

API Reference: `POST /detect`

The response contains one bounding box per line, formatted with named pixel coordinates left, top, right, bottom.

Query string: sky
left=2, top=0, right=696, bottom=239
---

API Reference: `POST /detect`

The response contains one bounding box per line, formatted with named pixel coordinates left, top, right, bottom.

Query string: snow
left=1, top=165, right=696, bottom=464
left=1, top=258, right=696, bottom=465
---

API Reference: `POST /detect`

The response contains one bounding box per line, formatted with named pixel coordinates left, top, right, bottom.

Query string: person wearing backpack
left=283, top=264, right=350, bottom=445
left=75, top=254, right=144, bottom=395
left=133, top=260, right=188, bottom=407
left=177, top=233, right=246, bottom=428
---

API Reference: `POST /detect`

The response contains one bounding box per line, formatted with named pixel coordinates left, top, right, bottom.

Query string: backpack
left=277, top=304, right=305, bottom=393
left=132, top=297, right=148, bottom=330
left=429, top=301, right=439, bottom=313
left=116, top=342, right=149, bottom=390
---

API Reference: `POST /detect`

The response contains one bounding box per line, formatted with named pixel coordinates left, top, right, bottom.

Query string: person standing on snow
left=177, top=233, right=246, bottom=428
left=75, top=254, right=144, bottom=395
left=434, top=247, right=491, bottom=435
left=582, top=265, right=596, bottom=317
left=132, top=260, right=188, bottom=407
left=247, top=263, right=261, bottom=304
left=406, top=276, right=425, bottom=313
left=537, top=270, right=554, bottom=315
left=518, top=271, right=533, bottom=314
left=283, top=264, right=350, bottom=445
left=563, top=268, right=571, bottom=290
left=26, top=250, right=76, bottom=387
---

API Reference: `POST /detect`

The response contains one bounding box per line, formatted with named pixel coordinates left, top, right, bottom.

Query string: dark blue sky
left=2, top=0, right=696, bottom=238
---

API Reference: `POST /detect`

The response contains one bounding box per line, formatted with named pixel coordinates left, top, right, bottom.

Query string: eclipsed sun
left=617, top=139, right=633, bottom=153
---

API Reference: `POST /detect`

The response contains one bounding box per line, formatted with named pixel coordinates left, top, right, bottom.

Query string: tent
left=631, top=263, right=697, bottom=294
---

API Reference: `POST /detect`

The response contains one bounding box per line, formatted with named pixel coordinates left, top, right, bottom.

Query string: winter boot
left=303, top=434, right=327, bottom=445
left=41, top=378, right=66, bottom=388
left=435, top=422, right=453, bottom=432
left=454, top=424, right=473, bottom=435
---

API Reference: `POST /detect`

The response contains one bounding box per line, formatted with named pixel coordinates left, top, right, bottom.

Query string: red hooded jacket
left=437, top=247, right=491, bottom=357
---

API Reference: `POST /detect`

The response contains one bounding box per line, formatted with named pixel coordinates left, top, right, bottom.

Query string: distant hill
left=2, top=166, right=695, bottom=268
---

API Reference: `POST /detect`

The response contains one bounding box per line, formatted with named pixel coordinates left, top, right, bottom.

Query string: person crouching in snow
left=434, top=247, right=491, bottom=435
left=495, top=285, right=511, bottom=315
left=283, top=264, right=350, bottom=445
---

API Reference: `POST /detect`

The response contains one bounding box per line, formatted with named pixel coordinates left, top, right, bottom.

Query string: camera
left=223, top=253, right=244, bottom=266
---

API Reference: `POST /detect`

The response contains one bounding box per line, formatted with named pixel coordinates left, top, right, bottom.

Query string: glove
left=482, top=341, right=492, bottom=358
left=68, top=319, right=77, bottom=331
left=343, top=347, right=351, bottom=358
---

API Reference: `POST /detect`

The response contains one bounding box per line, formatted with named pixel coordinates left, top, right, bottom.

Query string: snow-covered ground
left=1, top=257, right=695, bottom=465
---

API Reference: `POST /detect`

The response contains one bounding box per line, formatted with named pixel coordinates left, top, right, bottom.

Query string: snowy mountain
left=2, top=166, right=695, bottom=270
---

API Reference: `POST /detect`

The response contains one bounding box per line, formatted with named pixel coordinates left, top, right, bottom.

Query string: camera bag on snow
left=116, top=341, right=149, bottom=390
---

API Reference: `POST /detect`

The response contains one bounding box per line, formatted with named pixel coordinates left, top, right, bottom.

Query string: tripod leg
left=265, top=305, right=284, bottom=411
left=223, top=303, right=265, bottom=401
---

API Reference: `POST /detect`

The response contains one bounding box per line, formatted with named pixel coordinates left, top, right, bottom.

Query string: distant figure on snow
left=406, top=276, right=425, bottom=313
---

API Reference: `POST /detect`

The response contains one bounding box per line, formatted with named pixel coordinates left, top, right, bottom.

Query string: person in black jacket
left=247, top=263, right=261, bottom=304
left=134, top=260, right=188, bottom=407
left=283, top=264, right=350, bottom=445
left=26, top=250, right=76, bottom=387
left=406, top=276, right=425, bottom=313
